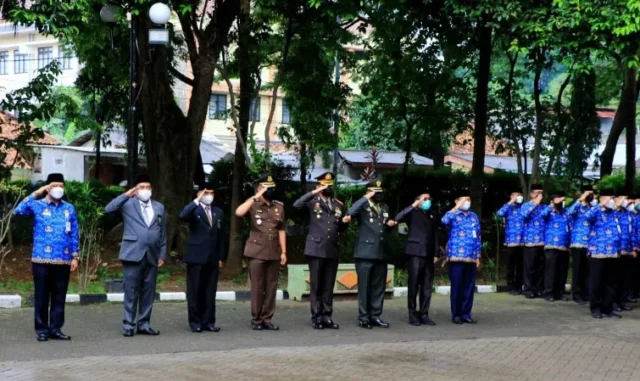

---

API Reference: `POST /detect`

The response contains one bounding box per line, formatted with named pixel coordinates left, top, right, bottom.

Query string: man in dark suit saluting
left=293, top=172, right=347, bottom=329
left=105, top=174, right=167, bottom=337
left=179, top=181, right=226, bottom=333
left=390, top=193, right=440, bottom=326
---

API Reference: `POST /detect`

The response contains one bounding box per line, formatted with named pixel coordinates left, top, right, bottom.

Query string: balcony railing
left=0, top=23, right=36, bottom=34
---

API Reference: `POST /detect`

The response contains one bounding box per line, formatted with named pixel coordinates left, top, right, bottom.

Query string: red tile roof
left=1, top=111, right=59, bottom=168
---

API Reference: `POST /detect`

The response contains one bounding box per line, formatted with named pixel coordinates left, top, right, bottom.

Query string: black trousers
left=186, top=262, right=219, bottom=330
left=633, top=256, right=640, bottom=297
left=523, top=246, right=545, bottom=296
left=355, top=259, right=387, bottom=322
left=589, top=258, right=618, bottom=314
left=307, top=256, right=339, bottom=322
left=32, top=263, right=71, bottom=335
left=571, top=247, right=590, bottom=300
left=616, top=255, right=634, bottom=305
left=544, top=249, right=569, bottom=299
left=407, top=255, right=435, bottom=319
left=505, top=246, right=523, bottom=293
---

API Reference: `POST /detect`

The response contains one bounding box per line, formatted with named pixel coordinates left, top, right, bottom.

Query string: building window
left=37, top=47, right=53, bottom=70
left=250, top=98, right=260, bottom=122
left=58, top=48, right=72, bottom=70
left=209, top=94, right=227, bottom=120
left=0, top=51, right=8, bottom=75
left=14, top=50, right=27, bottom=74
left=282, top=100, right=291, bottom=124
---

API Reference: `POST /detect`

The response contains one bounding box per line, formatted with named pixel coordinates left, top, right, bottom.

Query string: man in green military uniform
left=344, top=179, right=393, bottom=329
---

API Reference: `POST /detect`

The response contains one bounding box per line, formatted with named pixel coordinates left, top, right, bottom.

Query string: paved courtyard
left=1, top=294, right=640, bottom=380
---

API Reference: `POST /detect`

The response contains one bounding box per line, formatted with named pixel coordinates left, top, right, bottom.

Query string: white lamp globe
left=100, top=4, right=120, bottom=24
left=149, top=3, right=171, bottom=25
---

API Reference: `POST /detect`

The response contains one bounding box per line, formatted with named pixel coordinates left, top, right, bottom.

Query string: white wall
left=37, top=147, right=86, bottom=182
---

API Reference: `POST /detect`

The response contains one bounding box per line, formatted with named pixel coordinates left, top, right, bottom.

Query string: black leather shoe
left=371, top=319, right=390, bottom=328
left=359, top=320, right=372, bottom=329
left=621, top=305, right=633, bottom=311
left=191, top=327, right=202, bottom=333
left=203, top=326, right=221, bottom=332
left=461, top=317, right=477, bottom=324
left=591, top=312, right=603, bottom=319
left=123, top=329, right=134, bottom=337
left=524, top=293, right=536, bottom=299
left=251, top=323, right=263, bottom=331
left=322, top=320, right=339, bottom=329
left=452, top=317, right=463, bottom=325
left=409, top=318, right=421, bottom=326
left=557, top=296, right=569, bottom=302
left=313, top=322, right=324, bottom=329
left=573, top=297, right=586, bottom=305
left=136, top=327, right=160, bottom=336
left=49, top=332, right=71, bottom=340
left=626, top=296, right=637, bottom=303
left=262, top=322, right=279, bottom=331
left=420, top=317, right=436, bottom=326
left=613, top=304, right=624, bottom=312
left=544, top=295, right=554, bottom=302
left=36, top=334, right=48, bottom=342
left=605, top=312, right=622, bottom=319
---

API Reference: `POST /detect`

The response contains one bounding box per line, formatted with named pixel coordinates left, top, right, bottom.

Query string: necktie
left=205, top=206, right=212, bottom=225
left=143, top=204, right=152, bottom=226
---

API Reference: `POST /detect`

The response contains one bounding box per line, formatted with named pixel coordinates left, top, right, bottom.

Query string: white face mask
left=49, top=186, right=64, bottom=200
left=590, top=199, right=598, bottom=207
left=628, top=204, right=635, bottom=212
left=461, top=201, right=471, bottom=211
left=515, top=196, right=523, bottom=204
left=202, top=195, right=214, bottom=205
left=137, top=189, right=152, bottom=202
left=622, top=200, right=629, bottom=208
left=605, top=199, right=615, bottom=209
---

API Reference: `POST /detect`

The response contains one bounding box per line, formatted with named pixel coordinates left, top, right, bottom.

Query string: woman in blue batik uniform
left=520, top=184, right=546, bottom=299
left=585, top=188, right=622, bottom=319
left=541, top=191, right=570, bottom=302
left=442, top=193, right=481, bottom=325
left=496, top=190, right=524, bottom=295
left=613, top=194, right=634, bottom=312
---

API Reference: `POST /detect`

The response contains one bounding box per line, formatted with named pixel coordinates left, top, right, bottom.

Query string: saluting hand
left=34, top=184, right=51, bottom=198
left=196, top=190, right=204, bottom=202
left=453, top=198, right=465, bottom=211
left=509, top=194, right=517, bottom=204
left=364, top=191, right=376, bottom=200
left=125, top=186, right=138, bottom=198
left=342, top=215, right=352, bottom=223
left=254, top=187, right=267, bottom=200
left=312, top=185, right=329, bottom=196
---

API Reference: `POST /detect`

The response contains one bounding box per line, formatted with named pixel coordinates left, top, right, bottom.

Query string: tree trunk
left=226, top=0, right=253, bottom=277
left=504, top=51, right=527, bottom=195
left=94, top=131, right=101, bottom=180
left=530, top=55, right=544, bottom=184
left=624, top=68, right=638, bottom=194
left=470, top=21, right=492, bottom=216
left=300, top=143, right=308, bottom=185
left=601, top=67, right=637, bottom=178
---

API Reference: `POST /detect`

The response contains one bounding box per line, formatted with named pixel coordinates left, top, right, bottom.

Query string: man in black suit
left=293, top=172, right=347, bottom=329
left=179, top=181, right=226, bottom=333
left=390, top=193, right=440, bottom=326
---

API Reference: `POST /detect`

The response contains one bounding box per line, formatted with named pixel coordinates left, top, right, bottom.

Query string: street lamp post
left=100, top=2, right=171, bottom=187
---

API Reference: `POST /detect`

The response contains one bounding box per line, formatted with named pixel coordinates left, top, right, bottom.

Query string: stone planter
left=287, top=263, right=395, bottom=302
left=105, top=279, right=124, bottom=293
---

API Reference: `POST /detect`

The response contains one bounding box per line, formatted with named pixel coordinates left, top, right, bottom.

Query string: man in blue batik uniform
left=521, top=184, right=545, bottom=299
left=497, top=190, right=524, bottom=295
left=613, top=194, right=634, bottom=312
left=566, top=186, right=597, bottom=304
left=585, top=188, right=622, bottom=319
left=442, top=193, right=481, bottom=325
left=541, top=191, right=570, bottom=302
left=14, top=173, right=79, bottom=342
left=632, top=196, right=640, bottom=301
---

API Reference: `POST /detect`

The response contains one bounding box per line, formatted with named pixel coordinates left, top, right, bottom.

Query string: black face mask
left=321, top=187, right=333, bottom=197
left=554, top=202, right=564, bottom=211
left=263, top=188, right=276, bottom=201
left=372, top=192, right=383, bottom=203
left=585, top=194, right=594, bottom=203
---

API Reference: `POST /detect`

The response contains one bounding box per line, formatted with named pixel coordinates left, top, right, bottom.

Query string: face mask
left=590, top=199, right=598, bottom=207
left=622, top=200, right=629, bottom=208
left=515, top=196, right=523, bottom=204
left=460, top=201, right=471, bottom=211
left=49, top=186, right=64, bottom=200
left=263, top=188, right=276, bottom=201
left=585, top=194, right=594, bottom=203
left=321, top=187, right=333, bottom=197
left=372, top=192, right=383, bottom=203
left=202, top=195, right=214, bottom=206
left=137, top=189, right=152, bottom=202
left=420, top=200, right=431, bottom=211
left=627, top=204, right=635, bottom=212
left=605, top=199, right=615, bottom=209
left=636, top=204, right=640, bottom=211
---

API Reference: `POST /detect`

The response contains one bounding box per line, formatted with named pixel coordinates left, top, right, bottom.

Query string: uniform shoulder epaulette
left=334, top=199, right=344, bottom=206
left=273, top=200, right=284, bottom=205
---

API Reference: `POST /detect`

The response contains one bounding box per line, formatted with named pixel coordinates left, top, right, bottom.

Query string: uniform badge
left=64, top=248, right=69, bottom=254
left=64, top=210, right=70, bottom=217
left=369, top=218, right=374, bottom=223
left=317, top=215, right=321, bottom=219
left=605, top=229, right=612, bottom=235
left=43, top=209, right=51, bottom=216
left=275, top=209, right=280, bottom=215
left=554, top=237, right=559, bottom=242
left=44, top=246, right=52, bottom=253
left=383, top=212, right=389, bottom=218
left=459, top=231, right=465, bottom=236
left=45, top=226, right=53, bottom=233
left=158, top=215, right=163, bottom=223
left=458, top=247, right=465, bottom=253
left=335, top=208, right=342, bottom=217
left=257, top=219, right=263, bottom=226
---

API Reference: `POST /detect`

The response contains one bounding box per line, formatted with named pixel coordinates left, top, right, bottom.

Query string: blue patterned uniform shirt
left=541, top=206, right=570, bottom=251
left=497, top=202, right=524, bottom=246
left=14, top=194, right=80, bottom=265
left=633, top=212, right=640, bottom=251
left=585, top=207, right=620, bottom=259
left=615, top=209, right=634, bottom=255
left=521, top=201, right=545, bottom=247
left=441, top=210, right=481, bottom=262
left=566, top=202, right=592, bottom=248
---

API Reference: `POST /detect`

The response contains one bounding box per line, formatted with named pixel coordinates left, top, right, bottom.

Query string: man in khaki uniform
left=235, top=175, right=287, bottom=330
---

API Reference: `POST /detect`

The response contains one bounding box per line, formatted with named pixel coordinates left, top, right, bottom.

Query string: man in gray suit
left=344, top=179, right=393, bottom=329
left=105, top=174, right=167, bottom=337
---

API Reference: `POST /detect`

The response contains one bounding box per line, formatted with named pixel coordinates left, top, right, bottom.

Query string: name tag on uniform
left=66, top=222, right=71, bottom=233
left=472, top=230, right=477, bottom=239
left=617, top=225, right=622, bottom=234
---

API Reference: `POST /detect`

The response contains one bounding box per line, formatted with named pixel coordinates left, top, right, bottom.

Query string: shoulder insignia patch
left=273, top=200, right=283, bottom=205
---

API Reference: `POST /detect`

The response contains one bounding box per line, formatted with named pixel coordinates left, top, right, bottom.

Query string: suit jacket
left=179, top=201, right=226, bottom=264
left=105, top=194, right=167, bottom=264
left=394, top=205, right=440, bottom=258
left=243, top=199, right=285, bottom=261
left=293, top=192, right=348, bottom=259
left=347, top=197, right=392, bottom=260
